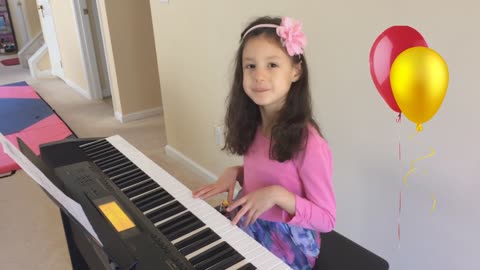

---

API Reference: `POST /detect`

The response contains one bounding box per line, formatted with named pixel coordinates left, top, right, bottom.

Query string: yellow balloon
left=390, top=46, right=449, bottom=131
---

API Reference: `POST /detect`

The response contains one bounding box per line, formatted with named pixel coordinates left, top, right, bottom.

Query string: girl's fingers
left=199, top=187, right=222, bottom=199
left=192, top=184, right=211, bottom=195
left=227, top=196, right=246, bottom=212
left=250, top=211, right=261, bottom=226
left=227, top=185, right=234, bottom=203
left=192, top=185, right=215, bottom=198
left=231, top=203, right=249, bottom=225
left=244, top=209, right=255, bottom=226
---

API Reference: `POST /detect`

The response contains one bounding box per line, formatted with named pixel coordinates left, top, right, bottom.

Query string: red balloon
left=369, top=26, right=428, bottom=113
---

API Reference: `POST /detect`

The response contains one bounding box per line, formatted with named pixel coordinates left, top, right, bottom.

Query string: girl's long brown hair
left=223, top=16, right=322, bottom=162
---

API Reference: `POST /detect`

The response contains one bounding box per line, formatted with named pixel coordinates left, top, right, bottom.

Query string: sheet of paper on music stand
left=0, top=133, right=102, bottom=246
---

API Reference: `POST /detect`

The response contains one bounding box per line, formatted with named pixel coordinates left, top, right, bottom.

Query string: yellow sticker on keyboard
left=98, top=201, right=135, bottom=232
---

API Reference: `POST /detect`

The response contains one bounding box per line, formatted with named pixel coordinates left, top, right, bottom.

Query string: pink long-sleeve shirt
left=242, top=125, right=336, bottom=232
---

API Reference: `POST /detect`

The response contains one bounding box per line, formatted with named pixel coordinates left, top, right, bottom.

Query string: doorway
left=86, top=0, right=110, bottom=98
left=0, top=0, right=18, bottom=54
left=73, top=0, right=111, bottom=99
left=36, top=0, right=63, bottom=77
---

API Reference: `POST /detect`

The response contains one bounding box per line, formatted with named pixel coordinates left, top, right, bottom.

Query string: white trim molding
left=114, top=107, right=163, bottom=123
left=72, top=0, right=102, bottom=100
left=57, top=74, right=92, bottom=100
left=164, top=145, right=217, bottom=184
left=28, top=43, right=54, bottom=79
left=18, top=32, right=43, bottom=68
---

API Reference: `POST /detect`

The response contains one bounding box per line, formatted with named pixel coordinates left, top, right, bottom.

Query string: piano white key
left=227, top=230, right=286, bottom=269
left=168, top=188, right=192, bottom=202
left=182, top=203, right=212, bottom=219
left=225, top=259, right=248, bottom=270
left=229, top=239, right=261, bottom=256
left=179, top=199, right=204, bottom=213
left=255, top=256, right=284, bottom=270
left=184, top=239, right=223, bottom=260
left=242, top=247, right=270, bottom=266
left=106, top=136, right=292, bottom=269
left=201, top=212, right=236, bottom=236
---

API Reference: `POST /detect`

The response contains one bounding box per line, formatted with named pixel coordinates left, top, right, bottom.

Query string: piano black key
left=105, top=163, right=138, bottom=178
left=109, top=169, right=145, bottom=186
left=156, top=212, right=194, bottom=232
left=100, top=158, right=133, bottom=176
left=121, top=177, right=153, bottom=192
left=94, top=154, right=126, bottom=167
left=146, top=201, right=186, bottom=224
left=133, top=190, right=174, bottom=212
left=53, top=137, right=290, bottom=269
left=189, top=242, right=231, bottom=269
left=237, top=263, right=257, bottom=270
left=84, top=139, right=113, bottom=149
left=206, top=252, right=245, bottom=270
left=116, top=173, right=151, bottom=189
left=94, top=152, right=124, bottom=167
left=165, top=219, right=205, bottom=241
left=195, top=248, right=239, bottom=270
left=178, top=233, right=220, bottom=256
left=98, top=157, right=130, bottom=172
left=123, top=179, right=159, bottom=198
left=80, top=139, right=109, bottom=152
left=84, top=143, right=116, bottom=156
left=174, top=228, right=217, bottom=250
left=157, top=213, right=205, bottom=239
left=116, top=173, right=150, bottom=188
left=88, top=147, right=121, bottom=160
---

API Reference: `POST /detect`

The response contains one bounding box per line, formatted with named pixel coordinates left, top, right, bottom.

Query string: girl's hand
left=227, top=186, right=278, bottom=226
left=192, top=166, right=241, bottom=203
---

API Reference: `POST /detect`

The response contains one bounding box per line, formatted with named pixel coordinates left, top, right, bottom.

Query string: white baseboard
left=57, top=74, right=92, bottom=100
left=114, top=107, right=162, bottom=123
left=36, top=70, right=55, bottom=79
left=164, top=144, right=217, bottom=184
left=28, top=44, right=49, bottom=78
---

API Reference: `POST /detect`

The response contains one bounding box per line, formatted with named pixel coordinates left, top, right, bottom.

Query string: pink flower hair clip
left=242, top=16, right=308, bottom=57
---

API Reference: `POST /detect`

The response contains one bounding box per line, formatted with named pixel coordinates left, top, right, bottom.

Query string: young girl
left=192, top=16, right=336, bottom=270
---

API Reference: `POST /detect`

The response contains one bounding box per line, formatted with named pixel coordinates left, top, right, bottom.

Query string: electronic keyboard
left=39, top=135, right=291, bottom=270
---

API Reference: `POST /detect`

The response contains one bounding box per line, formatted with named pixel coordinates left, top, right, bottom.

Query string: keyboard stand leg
left=61, top=210, right=90, bottom=270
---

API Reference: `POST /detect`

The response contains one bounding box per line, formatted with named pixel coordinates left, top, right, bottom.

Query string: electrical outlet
left=214, top=125, right=225, bottom=146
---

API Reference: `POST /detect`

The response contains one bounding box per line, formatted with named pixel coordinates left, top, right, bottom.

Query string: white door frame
left=12, top=0, right=31, bottom=48
left=71, top=0, right=102, bottom=100
left=36, top=0, right=63, bottom=78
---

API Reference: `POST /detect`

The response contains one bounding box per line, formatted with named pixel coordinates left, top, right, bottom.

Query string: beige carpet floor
left=0, top=56, right=222, bottom=269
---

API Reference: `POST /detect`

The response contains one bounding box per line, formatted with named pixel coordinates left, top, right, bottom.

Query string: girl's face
left=242, top=35, right=301, bottom=114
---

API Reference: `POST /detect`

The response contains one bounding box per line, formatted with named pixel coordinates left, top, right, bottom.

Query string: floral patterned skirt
left=227, top=200, right=320, bottom=269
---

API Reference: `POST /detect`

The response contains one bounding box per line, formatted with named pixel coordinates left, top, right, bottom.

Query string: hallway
left=0, top=59, right=221, bottom=269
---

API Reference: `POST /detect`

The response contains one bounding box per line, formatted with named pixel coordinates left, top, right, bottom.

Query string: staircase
left=18, top=32, right=44, bottom=68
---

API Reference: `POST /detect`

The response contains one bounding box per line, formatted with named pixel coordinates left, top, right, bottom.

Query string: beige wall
left=97, top=0, right=162, bottom=115
left=150, top=1, right=480, bottom=269
left=24, top=0, right=40, bottom=37
left=37, top=49, right=50, bottom=71
left=50, top=0, right=88, bottom=92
